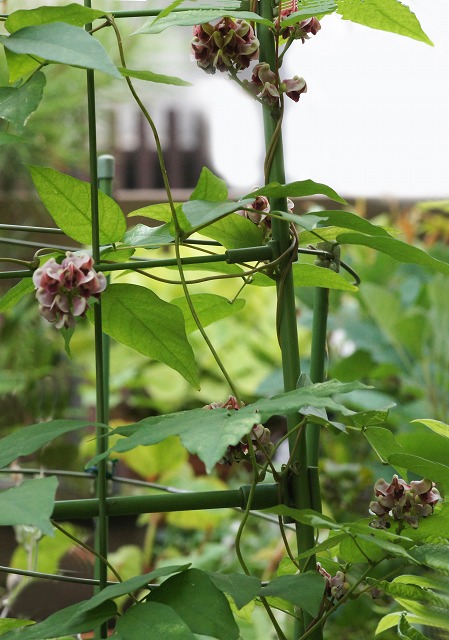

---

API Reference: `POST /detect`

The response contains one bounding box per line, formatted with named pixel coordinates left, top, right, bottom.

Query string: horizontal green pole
left=52, top=483, right=280, bottom=520
left=0, top=245, right=273, bottom=280
left=0, top=224, right=64, bottom=234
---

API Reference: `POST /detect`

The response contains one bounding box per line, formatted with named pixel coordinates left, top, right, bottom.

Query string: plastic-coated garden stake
left=306, top=286, right=329, bottom=513
left=257, top=2, right=321, bottom=638
left=85, top=7, right=109, bottom=638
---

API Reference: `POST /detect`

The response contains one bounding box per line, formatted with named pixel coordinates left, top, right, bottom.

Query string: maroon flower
left=191, top=19, right=259, bottom=74
left=369, top=475, right=441, bottom=530
left=282, top=76, right=307, bottom=102
left=33, top=252, right=107, bottom=329
left=317, top=563, right=349, bottom=600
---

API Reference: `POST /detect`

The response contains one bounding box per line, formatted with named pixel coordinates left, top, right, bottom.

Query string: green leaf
left=190, top=167, right=228, bottom=202
left=388, top=454, right=449, bottom=489
left=0, top=620, right=34, bottom=634
left=245, top=180, right=347, bottom=205
left=92, top=380, right=367, bottom=472
left=0, top=278, right=35, bottom=312
left=147, top=568, right=240, bottom=640
left=198, top=213, right=264, bottom=249
left=364, top=426, right=404, bottom=464
left=206, top=572, right=260, bottom=610
left=0, top=71, right=45, bottom=133
left=281, top=0, right=337, bottom=27
left=181, top=199, right=254, bottom=234
left=0, top=477, right=57, bottom=536
left=336, top=233, right=449, bottom=275
left=127, top=202, right=183, bottom=222
left=292, top=263, right=357, bottom=291
left=98, top=284, right=200, bottom=389
left=119, top=67, right=192, bottom=87
left=5, top=4, right=106, bottom=33
left=336, top=0, right=433, bottom=45
left=0, top=23, right=122, bottom=79
left=4, top=49, right=41, bottom=84
left=0, top=419, right=100, bottom=469
left=0, top=600, right=117, bottom=640
left=398, top=614, right=430, bottom=640
left=133, top=9, right=272, bottom=35
left=0, top=131, right=24, bottom=145
left=78, top=565, right=190, bottom=613
left=171, top=293, right=245, bottom=333
left=29, top=165, right=126, bottom=245
left=260, top=573, right=325, bottom=617
left=123, top=223, right=175, bottom=248
left=265, top=506, right=341, bottom=530
left=299, top=210, right=392, bottom=237
left=412, top=419, right=449, bottom=440
left=373, top=579, right=449, bottom=610
left=409, top=544, right=449, bottom=573
left=117, top=602, right=196, bottom=640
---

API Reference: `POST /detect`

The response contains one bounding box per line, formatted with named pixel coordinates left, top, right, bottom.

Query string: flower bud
left=282, top=76, right=307, bottom=102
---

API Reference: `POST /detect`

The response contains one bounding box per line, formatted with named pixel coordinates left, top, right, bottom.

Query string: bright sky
left=183, top=0, right=449, bottom=199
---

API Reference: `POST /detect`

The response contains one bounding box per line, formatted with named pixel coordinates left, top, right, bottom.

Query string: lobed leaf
left=0, top=23, right=122, bottom=79
left=91, top=380, right=368, bottom=471
left=29, top=165, right=126, bottom=245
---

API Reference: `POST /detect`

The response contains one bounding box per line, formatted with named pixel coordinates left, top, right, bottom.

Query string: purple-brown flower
left=369, top=474, right=441, bottom=530
left=33, top=252, right=107, bottom=329
left=317, top=563, right=349, bottom=600
left=282, top=76, right=307, bottom=102
left=191, top=18, right=259, bottom=74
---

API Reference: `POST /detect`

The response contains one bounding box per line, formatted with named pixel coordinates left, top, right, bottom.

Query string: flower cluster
left=247, top=62, right=307, bottom=105
left=33, top=252, right=107, bottom=329
left=317, top=563, right=349, bottom=601
left=277, top=0, right=321, bottom=41
left=203, top=395, right=273, bottom=464
left=369, top=475, right=441, bottom=529
left=191, top=18, right=259, bottom=74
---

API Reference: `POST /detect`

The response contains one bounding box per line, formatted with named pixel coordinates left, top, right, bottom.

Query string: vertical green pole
left=85, top=6, right=109, bottom=639
left=256, top=2, right=322, bottom=638
left=97, top=154, right=114, bottom=427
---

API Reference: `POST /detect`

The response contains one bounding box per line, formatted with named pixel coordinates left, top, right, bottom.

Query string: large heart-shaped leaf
left=29, top=165, right=126, bottom=245
left=147, top=569, right=240, bottom=640
left=98, top=284, right=200, bottom=389
left=0, top=22, right=122, bottom=78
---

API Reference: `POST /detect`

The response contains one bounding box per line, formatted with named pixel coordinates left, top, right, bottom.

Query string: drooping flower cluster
left=33, top=252, right=107, bottom=329
left=369, top=475, right=441, bottom=530
left=191, top=18, right=259, bottom=74
left=277, top=0, right=321, bottom=41
left=316, top=563, right=349, bottom=601
left=203, top=395, right=273, bottom=464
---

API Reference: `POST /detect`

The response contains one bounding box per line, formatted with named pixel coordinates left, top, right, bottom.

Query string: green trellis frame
left=0, top=2, right=332, bottom=639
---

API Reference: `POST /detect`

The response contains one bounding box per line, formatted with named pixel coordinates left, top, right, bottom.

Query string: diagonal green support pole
left=257, top=2, right=322, bottom=638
